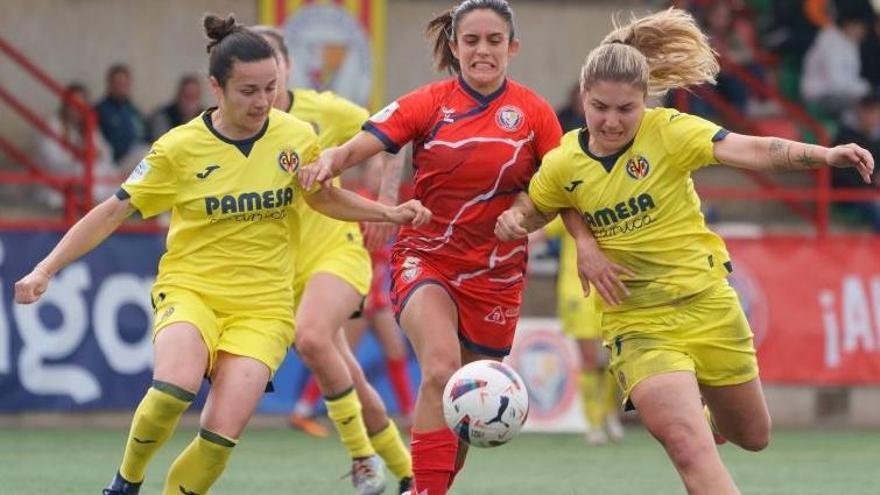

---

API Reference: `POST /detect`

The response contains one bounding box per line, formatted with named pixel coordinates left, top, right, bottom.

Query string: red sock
left=302, top=376, right=321, bottom=406
left=448, top=440, right=467, bottom=489
left=386, top=357, right=414, bottom=415
left=411, top=428, right=457, bottom=495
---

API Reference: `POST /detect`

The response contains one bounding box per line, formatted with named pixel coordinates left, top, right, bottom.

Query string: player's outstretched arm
left=299, top=132, right=387, bottom=190
left=15, top=196, right=135, bottom=304
left=495, top=193, right=556, bottom=241
left=305, top=185, right=431, bottom=226
left=716, top=133, right=875, bottom=182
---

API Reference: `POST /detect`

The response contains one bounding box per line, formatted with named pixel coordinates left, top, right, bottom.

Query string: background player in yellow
left=496, top=8, right=874, bottom=495
left=539, top=217, right=623, bottom=445
left=254, top=26, right=413, bottom=495
left=14, top=15, right=430, bottom=495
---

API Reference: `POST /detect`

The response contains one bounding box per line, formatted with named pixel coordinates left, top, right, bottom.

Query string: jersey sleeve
left=528, top=148, right=572, bottom=214
left=323, top=92, right=370, bottom=144
left=117, top=140, right=178, bottom=218
left=532, top=98, right=564, bottom=159
left=661, top=109, right=728, bottom=172
left=363, top=86, right=435, bottom=154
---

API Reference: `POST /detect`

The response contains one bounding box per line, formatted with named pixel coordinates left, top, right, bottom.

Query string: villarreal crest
left=625, top=155, right=650, bottom=180
left=278, top=149, right=300, bottom=174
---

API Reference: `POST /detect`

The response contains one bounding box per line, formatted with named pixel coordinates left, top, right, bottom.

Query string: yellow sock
left=325, top=387, right=375, bottom=459
left=578, top=370, right=603, bottom=429
left=119, top=380, right=194, bottom=483
left=163, top=429, right=236, bottom=495
left=369, top=420, right=412, bottom=480
left=602, top=370, right=620, bottom=419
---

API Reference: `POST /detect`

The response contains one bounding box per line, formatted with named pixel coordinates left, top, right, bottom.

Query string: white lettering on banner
left=820, top=275, right=880, bottom=368
left=0, top=239, right=9, bottom=374
left=13, top=263, right=100, bottom=403
left=93, top=275, right=154, bottom=374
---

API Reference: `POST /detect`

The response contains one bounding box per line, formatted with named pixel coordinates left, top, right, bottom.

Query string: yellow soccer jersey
left=530, top=108, right=732, bottom=313
left=286, top=89, right=368, bottom=273
left=120, top=108, right=319, bottom=319
left=545, top=217, right=599, bottom=330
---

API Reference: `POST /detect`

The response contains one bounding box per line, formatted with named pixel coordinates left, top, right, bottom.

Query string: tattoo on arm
left=378, top=153, right=403, bottom=204
left=768, top=139, right=822, bottom=171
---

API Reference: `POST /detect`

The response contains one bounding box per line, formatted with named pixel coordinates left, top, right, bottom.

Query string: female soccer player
left=254, top=25, right=412, bottom=495
left=495, top=9, right=874, bottom=494
left=14, top=15, right=429, bottom=495
left=300, top=1, right=564, bottom=492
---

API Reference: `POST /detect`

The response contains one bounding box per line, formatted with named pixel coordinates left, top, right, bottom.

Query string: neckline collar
left=578, top=127, right=635, bottom=173
left=457, top=75, right=508, bottom=105
left=202, top=107, right=269, bottom=157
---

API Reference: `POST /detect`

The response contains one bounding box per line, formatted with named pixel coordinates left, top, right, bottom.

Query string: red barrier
left=727, top=237, right=880, bottom=384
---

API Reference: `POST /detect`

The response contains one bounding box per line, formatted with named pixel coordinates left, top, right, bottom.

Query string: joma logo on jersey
left=278, top=149, right=300, bottom=174
left=584, top=193, right=655, bottom=227
left=204, top=187, right=294, bottom=215
left=625, top=155, right=650, bottom=179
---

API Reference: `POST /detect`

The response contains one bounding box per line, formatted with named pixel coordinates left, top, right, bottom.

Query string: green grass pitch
left=1, top=426, right=877, bottom=494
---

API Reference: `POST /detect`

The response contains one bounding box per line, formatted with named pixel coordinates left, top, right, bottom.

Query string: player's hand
left=495, top=209, right=529, bottom=241
left=362, top=221, right=398, bottom=251
left=573, top=239, right=635, bottom=306
left=299, top=148, right=338, bottom=191
left=384, top=199, right=431, bottom=227
left=827, top=143, right=875, bottom=184
left=14, top=267, right=51, bottom=304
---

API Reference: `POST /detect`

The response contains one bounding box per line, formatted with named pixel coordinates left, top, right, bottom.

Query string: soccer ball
left=442, top=360, right=529, bottom=448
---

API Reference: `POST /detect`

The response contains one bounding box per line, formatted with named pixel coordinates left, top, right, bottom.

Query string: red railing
left=674, top=53, right=879, bottom=237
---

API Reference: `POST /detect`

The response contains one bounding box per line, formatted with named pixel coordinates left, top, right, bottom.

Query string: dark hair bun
left=204, top=14, right=237, bottom=52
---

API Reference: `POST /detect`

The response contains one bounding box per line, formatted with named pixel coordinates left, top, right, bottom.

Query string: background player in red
left=300, top=1, right=563, bottom=493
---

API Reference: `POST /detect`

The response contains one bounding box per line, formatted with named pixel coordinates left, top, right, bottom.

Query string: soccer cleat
left=102, top=471, right=142, bottom=495
left=288, top=413, right=330, bottom=438
left=350, top=454, right=387, bottom=495
left=585, top=427, right=609, bottom=446
left=398, top=476, right=413, bottom=494
left=605, top=415, right=625, bottom=443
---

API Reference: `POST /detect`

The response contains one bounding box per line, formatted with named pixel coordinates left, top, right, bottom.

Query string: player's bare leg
left=700, top=378, right=771, bottom=452
left=296, top=273, right=385, bottom=495
left=631, top=371, right=740, bottom=495
left=104, top=323, right=207, bottom=495
left=365, top=307, right=415, bottom=424
left=399, top=284, right=461, bottom=495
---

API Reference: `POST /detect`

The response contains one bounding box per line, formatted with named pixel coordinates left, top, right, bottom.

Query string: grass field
left=2, top=426, right=878, bottom=494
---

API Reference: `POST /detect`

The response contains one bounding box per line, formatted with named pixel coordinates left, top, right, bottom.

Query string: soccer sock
left=602, top=369, right=619, bottom=418
left=162, top=429, right=236, bottom=495
left=579, top=370, right=603, bottom=430
left=386, top=357, right=414, bottom=416
left=325, top=387, right=376, bottom=459
left=300, top=376, right=322, bottom=410
left=447, top=440, right=468, bottom=489
left=118, top=380, right=194, bottom=483
left=411, top=428, right=458, bottom=495
left=369, top=420, right=413, bottom=480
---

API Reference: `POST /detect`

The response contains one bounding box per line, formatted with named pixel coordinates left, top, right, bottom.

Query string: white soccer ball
left=442, top=360, right=530, bottom=448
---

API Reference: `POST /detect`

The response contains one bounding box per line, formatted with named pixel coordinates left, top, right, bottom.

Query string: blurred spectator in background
left=148, top=74, right=204, bottom=138
left=860, top=15, right=880, bottom=93
left=832, top=93, right=880, bottom=230
left=556, top=84, right=585, bottom=132
left=95, top=63, right=149, bottom=171
left=801, top=13, right=870, bottom=115
left=37, top=83, right=117, bottom=208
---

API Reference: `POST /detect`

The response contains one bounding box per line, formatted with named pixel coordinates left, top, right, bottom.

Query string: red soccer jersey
left=364, top=77, right=562, bottom=286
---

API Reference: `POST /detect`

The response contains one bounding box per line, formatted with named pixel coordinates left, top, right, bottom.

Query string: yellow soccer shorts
left=152, top=288, right=295, bottom=375
left=602, top=281, right=759, bottom=405
left=558, top=284, right=602, bottom=340
left=293, top=242, right=372, bottom=311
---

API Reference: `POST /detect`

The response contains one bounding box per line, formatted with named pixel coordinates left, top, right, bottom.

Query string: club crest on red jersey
left=625, top=155, right=650, bottom=180
left=495, top=105, right=524, bottom=132
left=278, top=149, right=300, bottom=174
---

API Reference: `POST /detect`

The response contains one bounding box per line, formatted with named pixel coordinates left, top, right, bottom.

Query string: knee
left=294, top=324, right=334, bottom=362
left=656, top=423, right=714, bottom=471
left=735, top=417, right=771, bottom=452
left=419, top=356, right=461, bottom=395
